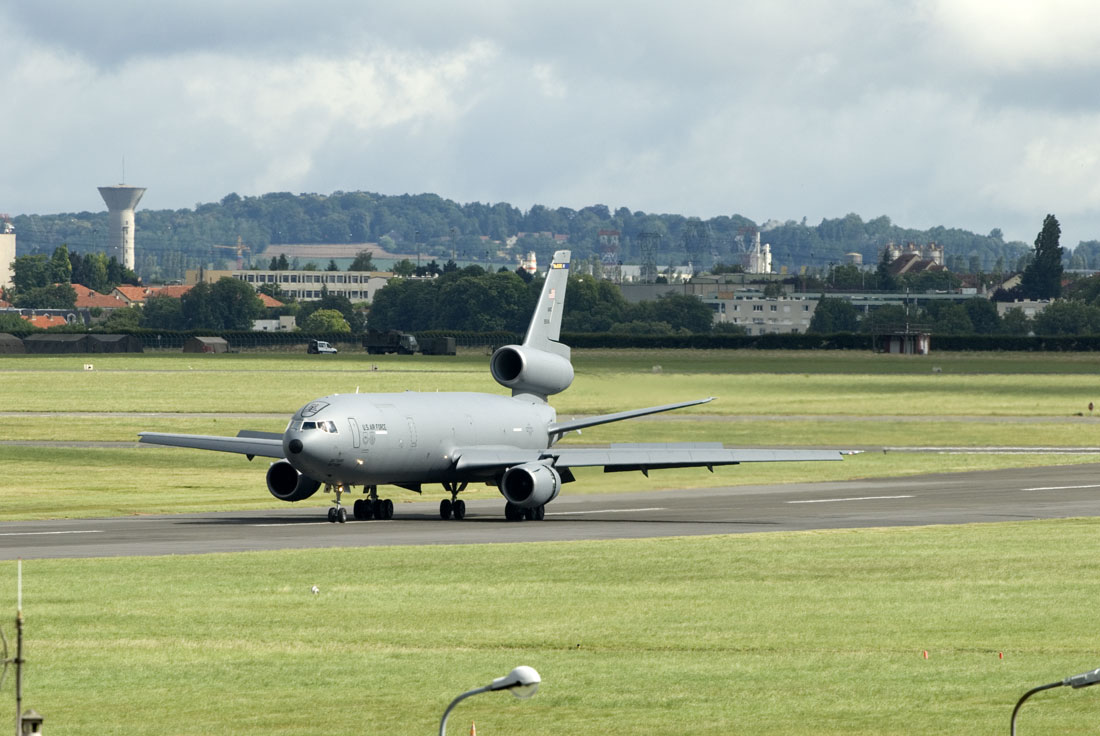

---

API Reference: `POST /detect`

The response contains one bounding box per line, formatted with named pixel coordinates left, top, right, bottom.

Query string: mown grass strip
left=3, top=519, right=1100, bottom=735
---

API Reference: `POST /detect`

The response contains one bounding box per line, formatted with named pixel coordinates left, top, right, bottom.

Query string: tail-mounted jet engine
left=490, top=345, right=573, bottom=397
left=500, top=462, right=562, bottom=509
left=266, top=460, right=322, bottom=502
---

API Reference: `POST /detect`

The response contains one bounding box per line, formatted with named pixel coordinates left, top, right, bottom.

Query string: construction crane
left=212, top=236, right=251, bottom=270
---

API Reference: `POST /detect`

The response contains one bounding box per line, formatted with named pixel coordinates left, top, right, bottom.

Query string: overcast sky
left=2, top=1, right=1099, bottom=247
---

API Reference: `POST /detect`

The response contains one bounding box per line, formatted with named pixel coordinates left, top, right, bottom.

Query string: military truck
left=418, top=336, right=457, bottom=356
left=363, top=329, right=419, bottom=355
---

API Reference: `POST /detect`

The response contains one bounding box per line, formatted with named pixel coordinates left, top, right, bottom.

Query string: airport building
left=709, top=294, right=819, bottom=335
left=185, top=269, right=393, bottom=302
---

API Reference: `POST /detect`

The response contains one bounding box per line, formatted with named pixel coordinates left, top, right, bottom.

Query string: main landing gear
left=351, top=486, right=393, bottom=521
left=439, top=481, right=469, bottom=520
left=325, top=484, right=394, bottom=523
left=504, top=502, right=546, bottom=521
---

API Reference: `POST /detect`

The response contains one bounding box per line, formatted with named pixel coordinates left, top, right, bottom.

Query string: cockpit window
left=301, top=420, right=338, bottom=433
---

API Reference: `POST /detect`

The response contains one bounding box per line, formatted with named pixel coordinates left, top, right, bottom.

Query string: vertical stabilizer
left=522, top=250, right=570, bottom=359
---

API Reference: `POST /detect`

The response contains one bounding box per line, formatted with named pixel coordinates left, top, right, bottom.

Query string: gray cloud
left=1, top=0, right=1098, bottom=247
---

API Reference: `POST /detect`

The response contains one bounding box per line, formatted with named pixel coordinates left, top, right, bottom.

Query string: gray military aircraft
left=140, top=250, right=842, bottom=523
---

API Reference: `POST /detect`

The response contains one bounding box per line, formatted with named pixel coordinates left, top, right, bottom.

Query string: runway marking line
left=252, top=521, right=376, bottom=527
left=787, top=495, right=913, bottom=505
left=546, top=507, right=666, bottom=516
left=0, top=530, right=103, bottom=537
left=1021, top=484, right=1100, bottom=492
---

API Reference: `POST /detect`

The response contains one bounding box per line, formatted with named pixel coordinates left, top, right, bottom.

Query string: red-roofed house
left=112, top=285, right=154, bottom=306
left=23, top=314, right=69, bottom=329
left=150, top=285, right=193, bottom=299
left=258, top=292, right=284, bottom=308
left=71, top=284, right=126, bottom=309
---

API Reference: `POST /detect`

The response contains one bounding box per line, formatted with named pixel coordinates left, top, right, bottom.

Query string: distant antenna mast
left=1, top=560, right=26, bottom=736
left=122, top=156, right=126, bottom=184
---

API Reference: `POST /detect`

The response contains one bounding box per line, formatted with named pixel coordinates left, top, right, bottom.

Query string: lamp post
left=1010, top=666, right=1100, bottom=735
left=439, top=666, right=540, bottom=736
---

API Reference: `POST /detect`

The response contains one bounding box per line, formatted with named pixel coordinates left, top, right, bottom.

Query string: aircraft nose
left=288, top=438, right=303, bottom=454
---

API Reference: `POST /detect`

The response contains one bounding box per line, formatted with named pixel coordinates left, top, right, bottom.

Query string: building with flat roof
left=186, top=269, right=393, bottom=302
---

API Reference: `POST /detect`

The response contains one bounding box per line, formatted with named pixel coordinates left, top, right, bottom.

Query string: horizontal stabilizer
left=138, top=431, right=285, bottom=458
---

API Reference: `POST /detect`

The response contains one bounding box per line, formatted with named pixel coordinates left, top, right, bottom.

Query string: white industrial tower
left=98, top=185, right=146, bottom=270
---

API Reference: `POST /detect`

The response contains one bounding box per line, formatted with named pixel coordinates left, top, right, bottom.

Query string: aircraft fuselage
left=284, top=392, right=556, bottom=486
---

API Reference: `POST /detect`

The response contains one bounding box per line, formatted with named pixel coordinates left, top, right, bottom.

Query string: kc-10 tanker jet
left=140, top=250, right=843, bottom=523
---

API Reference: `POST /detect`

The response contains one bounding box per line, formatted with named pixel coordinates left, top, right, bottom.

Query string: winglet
left=522, top=250, right=570, bottom=359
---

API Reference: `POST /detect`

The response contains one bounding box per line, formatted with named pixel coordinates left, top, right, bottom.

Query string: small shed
left=0, top=333, right=25, bottom=354
left=183, top=336, right=229, bottom=354
left=23, top=334, right=91, bottom=354
left=86, top=334, right=144, bottom=353
left=876, top=330, right=931, bottom=355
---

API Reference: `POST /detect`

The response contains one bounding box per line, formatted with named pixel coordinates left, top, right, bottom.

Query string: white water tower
left=98, top=185, right=146, bottom=270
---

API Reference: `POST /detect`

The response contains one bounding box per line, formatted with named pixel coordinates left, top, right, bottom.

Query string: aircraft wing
left=550, top=444, right=843, bottom=472
left=548, top=398, right=715, bottom=436
left=452, top=443, right=843, bottom=474
left=138, top=431, right=285, bottom=459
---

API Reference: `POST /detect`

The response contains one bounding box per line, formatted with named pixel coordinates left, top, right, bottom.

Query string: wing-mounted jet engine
left=266, top=460, right=322, bottom=502
left=500, top=461, right=561, bottom=520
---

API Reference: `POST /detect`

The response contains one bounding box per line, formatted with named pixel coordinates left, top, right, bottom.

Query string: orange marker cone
left=470, top=721, right=476, bottom=736
left=922, top=650, right=929, bottom=659
left=999, top=652, right=1004, bottom=660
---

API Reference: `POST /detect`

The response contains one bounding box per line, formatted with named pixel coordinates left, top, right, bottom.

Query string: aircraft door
left=348, top=418, right=361, bottom=448
left=406, top=416, right=418, bottom=448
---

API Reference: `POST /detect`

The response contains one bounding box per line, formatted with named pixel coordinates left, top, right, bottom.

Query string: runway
left=3, top=463, right=1099, bottom=559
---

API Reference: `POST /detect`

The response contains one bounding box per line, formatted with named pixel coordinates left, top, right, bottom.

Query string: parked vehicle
left=307, top=339, right=338, bottom=354
left=418, top=336, right=457, bottom=355
left=363, top=330, right=419, bottom=355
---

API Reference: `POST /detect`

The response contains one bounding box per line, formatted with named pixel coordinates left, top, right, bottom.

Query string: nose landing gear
left=326, top=483, right=349, bottom=523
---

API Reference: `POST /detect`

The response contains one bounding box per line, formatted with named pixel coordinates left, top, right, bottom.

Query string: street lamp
left=1010, top=666, right=1100, bottom=735
left=439, top=666, right=541, bottom=736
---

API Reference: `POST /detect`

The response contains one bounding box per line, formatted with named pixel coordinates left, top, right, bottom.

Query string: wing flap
left=138, top=432, right=285, bottom=458
left=551, top=446, right=844, bottom=471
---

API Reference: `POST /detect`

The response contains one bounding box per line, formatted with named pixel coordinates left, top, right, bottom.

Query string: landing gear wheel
left=505, top=502, right=524, bottom=521
left=440, top=499, right=453, bottom=520
left=353, top=499, right=372, bottom=520
left=532, top=504, right=545, bottom=521
left=337, top=507, right=347, bottom=524
left=327, top=507, right=337, bottom=523
left=453, top=499, right=466, bottom=520
left=382, top=499, right=394, bottom=520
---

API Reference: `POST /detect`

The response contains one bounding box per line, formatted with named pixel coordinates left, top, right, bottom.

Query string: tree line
left=11, top=190, right=1041, bottom=284
left=368, top=265, right=718, bottom=335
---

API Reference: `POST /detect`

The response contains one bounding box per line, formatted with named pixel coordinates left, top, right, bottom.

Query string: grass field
left=3, top=349, right=1100, bottom=734
left=3, top=349, right=1100, bottom=519
left=4, top=520, right=1100, bottom=735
